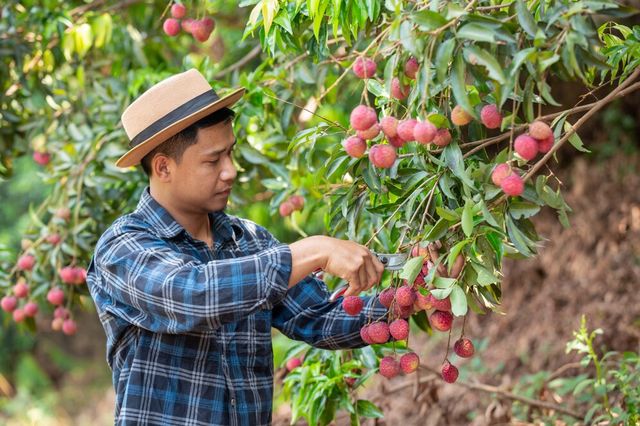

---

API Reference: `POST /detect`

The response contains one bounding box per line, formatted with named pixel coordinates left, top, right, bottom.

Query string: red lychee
left=350, top=105, right=378, bottom=131
left=342, top=296, right=364, bottom=316
left=357, top=123, right=380, bottom=140
left=343, top=136, right=367, bottom=158
left=397, top=119, right=418, bottom=142
left=279, top=201, right=295, bottom=217
left=353, top=57, right=377, bottom=79
left=289, top=195, right=305, bottom=211
left=17, top=255, right=35, bottom=271
left=390, top=78, right=409, bottom=100
left=379, top=356, right=400, bottom=378
left=427, top=294, right=451, bottom=312
left=453, top=338, right=475, bottom=358
left=480, top=104, right=502, bottom=129
left=170, top=3, right=186, bottom=19
left=380, top=116, right=399, bottom=138
left=55, top=207, right=71, bottom=221
left=451, top=105, right=473, bottom=126
left=414, top=121, right=437, bottom=144
left=430, top=310, right=453, bottom=331
left=491, top=163, right=512, bottom=186
left=441, top=360, right=459, bottom=383
left=202, top=18, right=215, bottom=34
left=47, top=287, right=65, bottom=305
left=51, top=317, right=64, bottom=331
left=395, top=285, right=416, bottom=307
left=360, top=325, right=374, bottom=344
left=286, top=357, right=302, bottom=371
left=368, top=322, right=390, bottom=344
left=54, top=306, right=69, bottom=319
left=392, top=303, right=413, bottom=319
left=538, top=133, right=555, bottom=153
left=414, top=292, right=431, bottom=311
left=163, top=18, right=180, bottom=37
left=387, top=135, right=405, bottom=148
left=400, top=352, right=420, bottom=374
left=411, top=244, right=428, bottom=258
left=13, top=281, right=29, bottom=298
left=33, top=151, right=51, bottom=166
left=432, top=128, right=452, bottom=147
left=378, top=287, right=395, bottom=309
left=529, top=120, right=553, bottom=140
left=59, top=266, right=77, bottom=285
left=181, top=18, right=195, bottom=33
left=46, top=233, right=61, bottom=245
left=192, top=20, right=212, bottom=42
left=13, top=308, right=26, bottom=323
left=404, top=57, right=419, bottom=79
left=62, top=319, right=77, bottom=335
left=500, top=173, right=524, bottom=196
left=514, top=134, right=539, bottom=161
left=1, top=296, right=17, bottom=312
left=23, top=301, right=38, bottom=317
left=389, top=319, right=409, bottom=340
left=368, top=144, right=396, bottom=169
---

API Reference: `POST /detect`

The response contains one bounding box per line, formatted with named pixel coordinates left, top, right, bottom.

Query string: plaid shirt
left=87, top=186, right=385, bottom=425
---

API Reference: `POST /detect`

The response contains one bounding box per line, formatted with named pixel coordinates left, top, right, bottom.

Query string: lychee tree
left=1, top=0, right=640, bottom=423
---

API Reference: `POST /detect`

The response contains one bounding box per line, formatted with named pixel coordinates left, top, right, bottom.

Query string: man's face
left=166, top=121, right=237, bottom=213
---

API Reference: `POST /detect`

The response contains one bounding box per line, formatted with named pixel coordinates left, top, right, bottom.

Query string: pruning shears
left=327, top=251, right=410, bottom=302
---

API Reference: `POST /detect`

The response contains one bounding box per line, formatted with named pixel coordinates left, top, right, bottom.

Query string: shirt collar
left=134, top=186, right=242, bottom=243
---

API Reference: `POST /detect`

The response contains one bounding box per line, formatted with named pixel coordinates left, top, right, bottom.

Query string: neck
left=149, top=186, right=212, bottom=244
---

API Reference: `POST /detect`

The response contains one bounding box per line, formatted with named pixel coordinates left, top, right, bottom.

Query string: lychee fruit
left=390, top=78, right=409, bottom=100
left=192, top=20, right=212, bottom=42
left=378, top=287, right=395, bottom=309
left=500, top=173, right=524, bottom=196
left=432, top=128, right=452, bottom=147
left=62, top=319, right=77, bottom=335
left=360, top=325, right=374, bottom=344
left=441, top=360, right=459, bottom=383
left=46, top=233, right=61, bottom=245
left=13, top=308, right=26, bottom=323
left=350, top=105, right=377, bottom=131
left=400, top=352, right=420, bottom=374
left=13, top=281, right=29, bottom=298
left=23, top=301, right=38, bottom=317
left=514, top=134, right=539, bottom=161
left=411, top=244, right=428, bottom=257
left=453, top=338, right=475, bottom=358
left=353, top=57, right=377, bottom=79
left=289, top=195, right=305, bottom=211
left=286, top=357, right=302, bottom=371
left=33, top=151, right=51, bottom=165
left=529, top=121, right=553, bottom=140
left=279, top=201, right=295, bottom=217
left=387, top=135, right=405, bottom=148
left=357, top=123, right=380, bottom=140
left=342, top=296, right=364, bottom=316
left=54, top=306, right=69, bottom=319
left=163, top=18, right=181, bottom=37
left=1, top=296, right=17, bottom=312
left=395, top=285, right=416, bottom=307
left=379, top=356, right=400, bottom=378
left=480, top=104, right=502, bottom=129
left=21, top=239, right=32, bottom=250
left=414, top=121, right=437, bottom=144
left=491, top=163, right=512, bottom=186
left=414, top=292, right=432, bottom=311
left=181, top=18, right=195, bottom=33
left=404, top=57, right=419, bottom=79
left=397, top=119, right=418, bottom=142
left=51, top=317, right=64, bottom=331
left=451, top=105, right=473, bottom=126
left=380, top=116, right=399, bottom=138
left=368, top=322, right=390, bottom=344
left=17, top=254, right=35, bottom=271
left=170, top=3, right=186, bottom=19
left=427, top=294, right=451, bottom=312
left=392, top=303, right=413, bottom=319
left=538, top=133, right=555, bottom=153
left=389, top=319, right=409, bottom=340
left=430, top=310, right=453, bottom=331
left=59, top=266, right=77, bottom=285
left=47, top=287, right=65, bottom=305
left=202, top=17, right=215, bottom=34
left=343, top=136, right=367, bottom=158
left=55, top=207, right=71, bottom=221
left=368, top=144, right=396, bottom=169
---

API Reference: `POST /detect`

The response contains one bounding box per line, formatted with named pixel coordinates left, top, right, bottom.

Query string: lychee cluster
left=491, top=163, right=524, bottom=197
left=163, top=3, right=215, bottom=42
left=514, top=121, right=555, bottom=161
left=279, top=194, right=305, bottom=217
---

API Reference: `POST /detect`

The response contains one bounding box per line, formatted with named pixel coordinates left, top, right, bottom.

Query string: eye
left=208, top=159, right=219, bottom=164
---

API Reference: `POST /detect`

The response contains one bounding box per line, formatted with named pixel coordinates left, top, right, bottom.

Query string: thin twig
left=213, top=45, right=261, bottom=79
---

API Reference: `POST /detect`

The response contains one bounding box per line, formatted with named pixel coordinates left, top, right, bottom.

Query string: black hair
left=140, top=107, right=236, bottom=177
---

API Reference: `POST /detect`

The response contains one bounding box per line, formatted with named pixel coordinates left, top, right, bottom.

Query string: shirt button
left=231, top=398, right=236, bottom=406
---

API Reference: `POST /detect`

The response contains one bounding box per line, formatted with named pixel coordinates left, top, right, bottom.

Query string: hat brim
left=115, top=87, right=245, bottom=168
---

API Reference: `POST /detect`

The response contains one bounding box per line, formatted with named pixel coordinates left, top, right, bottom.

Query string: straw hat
left=116, top=68, right=245, bottom=168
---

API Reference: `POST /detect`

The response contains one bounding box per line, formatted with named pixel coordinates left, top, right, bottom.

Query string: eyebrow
left=202, top=140, right=237, bottom=157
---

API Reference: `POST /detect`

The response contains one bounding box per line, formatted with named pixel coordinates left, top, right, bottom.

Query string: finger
left=363, top=255, right=378, bottom=291
left=344, top=272, right=361, bottom=297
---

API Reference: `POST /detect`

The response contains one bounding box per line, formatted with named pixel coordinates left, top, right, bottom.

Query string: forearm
left=288, top=235, right=328, bottom=287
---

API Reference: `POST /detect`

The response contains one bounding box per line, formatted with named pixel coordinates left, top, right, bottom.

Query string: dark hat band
left=129, top=90, right=220, bottom=148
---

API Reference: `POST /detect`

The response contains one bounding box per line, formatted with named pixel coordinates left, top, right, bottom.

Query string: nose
left=219, top=154, right=237, bottom=182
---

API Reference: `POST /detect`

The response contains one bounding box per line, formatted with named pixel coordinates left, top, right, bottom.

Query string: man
left=86, top=68, right=387, bottom=425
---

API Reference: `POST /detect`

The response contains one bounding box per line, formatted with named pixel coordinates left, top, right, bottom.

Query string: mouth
left=217, top=188, right=232, bottom=195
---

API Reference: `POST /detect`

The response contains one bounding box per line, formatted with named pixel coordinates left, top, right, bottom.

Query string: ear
left=152, top=154, right=173, bottom=182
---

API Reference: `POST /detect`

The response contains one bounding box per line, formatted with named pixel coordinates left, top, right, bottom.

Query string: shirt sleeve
left=89, top=230, right=292, bottom=334
left=271, top=275, right=389, bottom=350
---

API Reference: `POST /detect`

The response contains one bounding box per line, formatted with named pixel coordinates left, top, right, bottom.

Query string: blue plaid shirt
left=86, top=186, right=385, bottom=425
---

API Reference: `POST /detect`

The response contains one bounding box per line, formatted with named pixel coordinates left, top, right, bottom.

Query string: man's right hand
left=288, top=236, right=384, bottom=296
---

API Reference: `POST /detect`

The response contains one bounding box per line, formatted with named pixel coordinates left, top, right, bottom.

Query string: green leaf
left=433, top=276, right=457, bottom=289
left=430, top=287, right=453, bottom=299
left=356, top=400, right=384, bottom=418
left=515, top=0, right=539, bottom=38
left=479, top=199, right=499, bottom=227
left=424, top=218, right=450, bottom=241
left=564, top=121, right=591, bottom=153
left=436, top=206, right=459, bottom=221
left=457, top=22, right=496, bottom=43
left=412, top=10, right=448, bottom=31
left=461, top=199, right=474, bottom=237
left=399, top=256, right=425, bottom=285
left=447, top=239, right=469, bottom=270
left=450, top=55, right=474, bottom=122
left=262, top=0, right=279, bottom=34
left=443, top=143, right=475, bottom=189
left=463, top=46, right=507, bottom=84
left=505, top=215, right=535, bottom=257
left=435, top=37, right=455, bottom=83
left=509, top=201, right=541, bottom=219
left=470, top=262, right=499, bottom=285
left=450, top=286, right=468, bottom=316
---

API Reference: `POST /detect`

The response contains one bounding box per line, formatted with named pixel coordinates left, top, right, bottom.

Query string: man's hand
left=288, top=236, right=384, bottom=296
